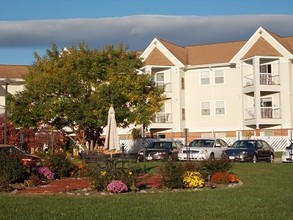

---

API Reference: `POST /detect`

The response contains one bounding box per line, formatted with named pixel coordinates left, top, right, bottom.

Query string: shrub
left=43, top=152, right=76, bottom=179
left=0, top=152, right=26, bottom=191
left=106, top=180, right=128, bottom=193
left=198, top=157, right=232, bottom=180
left=160, top=161, right=184, bottom=189
left=211, top=172, right=240, bottom=184
left=183, top=171, right=205, bottom=188
left=89, top=158, right=142, bottom=191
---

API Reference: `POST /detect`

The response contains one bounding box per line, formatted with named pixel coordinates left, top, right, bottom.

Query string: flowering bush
left=89, top=158, right=143, bottom=191
left=106, top=180, right=128, bottom=193
left=37, top=167, right=54, bottom=180
left=160, top=161, right=184, bottom=189
left=211, top=172, right=239, bottom=184
left=183, top=171, right=205, bottom=188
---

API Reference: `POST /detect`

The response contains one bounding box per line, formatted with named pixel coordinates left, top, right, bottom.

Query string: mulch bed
left=16, top=178, right=91, bottom=194
left=15, top=174, right=161, bottom=194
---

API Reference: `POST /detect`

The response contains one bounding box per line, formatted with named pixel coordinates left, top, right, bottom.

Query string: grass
left=0, top=162, right=292, bottom=220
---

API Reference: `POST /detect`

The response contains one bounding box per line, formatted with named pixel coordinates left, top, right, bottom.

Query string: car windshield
left=152, top=142, right=172, bottom=149
left=189, top=140, right=214, bottom=148
left=231, top=141, right=256, bottom=149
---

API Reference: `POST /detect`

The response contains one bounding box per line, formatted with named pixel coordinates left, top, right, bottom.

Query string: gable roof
left=0, top=65, right=29, bottom=78
left=242, top=37, right=282, bottom=60
left=187, top=41, right=246, bottom=65
left=267, top=29, right=293, bottom=54
left=143, top=27, right=293, bottom=67
left=143, top=47, right=175, bottom=66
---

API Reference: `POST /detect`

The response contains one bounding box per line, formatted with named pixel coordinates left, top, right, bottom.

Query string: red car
left=0, top=145, right=42, bottom=168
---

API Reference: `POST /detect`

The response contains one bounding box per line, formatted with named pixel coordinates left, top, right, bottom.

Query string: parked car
left=137, top=140, right=184, bottom=162
left=0, top=145, right=42, bottom=168
left=222, top=139, right=274, bottom=163
left=177, top=138, right=229, bottom=161
left=281, top=143, right=293, bottom=163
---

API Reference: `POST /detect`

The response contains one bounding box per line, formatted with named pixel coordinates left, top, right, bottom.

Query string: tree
left=8, top=43, right=165, bottom=149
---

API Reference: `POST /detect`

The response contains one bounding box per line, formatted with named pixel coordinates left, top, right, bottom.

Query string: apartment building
left=140, top=27, right=293, bottom=147
left=0, top=27, right=292, bottom=150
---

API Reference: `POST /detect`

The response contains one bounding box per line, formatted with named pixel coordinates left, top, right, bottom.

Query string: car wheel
left=209, top=153, right=215, bottom=160
left=268, top=154, right=274, bottom=163
left=252, top=154, right=257, bottom=163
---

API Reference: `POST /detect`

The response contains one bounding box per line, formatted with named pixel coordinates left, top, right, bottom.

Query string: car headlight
left=199, top=150, right=207, bottom=154
left=155, top=152, right=167, bottom=155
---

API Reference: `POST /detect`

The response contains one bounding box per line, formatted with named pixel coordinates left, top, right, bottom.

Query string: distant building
left=139, top=26, right=293, bottom=147
left=0, top=64, right=27, bottom=114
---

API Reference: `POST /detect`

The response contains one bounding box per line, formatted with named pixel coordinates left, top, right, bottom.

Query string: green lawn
left=0, top=162, right=292, bottom=220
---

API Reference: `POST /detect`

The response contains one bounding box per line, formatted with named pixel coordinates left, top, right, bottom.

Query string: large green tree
left=8, top=43, right=164, bottom=148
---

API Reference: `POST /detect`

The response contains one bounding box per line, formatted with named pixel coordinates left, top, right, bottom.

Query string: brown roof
left=0, top=65, right=29, bottom=78
left=265, top=29, right=293, bottom=54
left=158, top=39, right=188, bottom=64
left=242, top=37, right=282, bottom=60
left=152, top=39, right=246, bottom=66
left=187, top=41, right=246, bottom=65
left=144, top=28, right=293, bottom=66
left=144, top=47, right=175, bottom=66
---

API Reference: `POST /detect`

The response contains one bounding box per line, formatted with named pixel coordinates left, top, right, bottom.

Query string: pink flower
left=37, top=167, right=54, bottom=180
left=106, top=180, right=128, bottom=193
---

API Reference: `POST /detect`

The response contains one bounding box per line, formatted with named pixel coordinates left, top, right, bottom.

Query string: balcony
left=245, top=107, right=281, bottom=120
left=152, top=81, right=172, bottom=92
left=152, top=112, right=172, bottom=123
left=243, top=73, right=280, bottom=87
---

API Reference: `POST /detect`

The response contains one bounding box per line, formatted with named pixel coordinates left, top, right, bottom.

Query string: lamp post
left=4, top=81, right=8, bottom=144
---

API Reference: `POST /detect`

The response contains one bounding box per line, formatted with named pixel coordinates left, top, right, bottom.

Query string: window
left=181, top=77, right=185, bottom=89
left=201, top=71, right=210, bottom=85
left=260, top=64, right=271, bottom=73
left=215, top=70, right=224, bottom=84
left=182, top=108, right=185, bottom=120
left=215, top=101, right=225, bottom=115
left=201, top=102, right=210, bottom=115
left=156, top=72, right=164, bottom=81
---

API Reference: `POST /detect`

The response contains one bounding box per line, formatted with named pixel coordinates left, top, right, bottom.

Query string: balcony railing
left=259, top=73, right=280, bottom=85
left=152, top=112, right=172, bottom=123
left=244, top=107, right=281, bottom=120
left=260, top=107, right=281, bottom=119
left=243, top=73, right=280, bottom=87
left=152, top=81, right=172, bottom=92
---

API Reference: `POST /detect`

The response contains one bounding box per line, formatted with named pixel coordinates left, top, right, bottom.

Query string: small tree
left=8, top=43, right=165, bottom=149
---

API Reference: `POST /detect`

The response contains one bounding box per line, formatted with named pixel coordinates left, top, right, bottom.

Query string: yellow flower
left=128, top=171, right=133, bottom=176
left=100, top=171, right=107, bottom=176
left=183, top=171, right=205, bottom=188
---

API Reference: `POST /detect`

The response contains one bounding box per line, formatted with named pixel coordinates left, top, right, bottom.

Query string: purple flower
left=38, top=167, right=54, bottom=180
left=106, top=180, right=128, bottom=193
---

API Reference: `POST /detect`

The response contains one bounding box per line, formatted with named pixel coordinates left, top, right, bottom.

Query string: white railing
left=152, top=112, right=172, bottom=123
left=243, top=73, right=280, bottom=87
left=152, top=81, right=172, bottom=92
left=259, top=73, right=280, bottom=85
left=261, top=107, right=281, bottom=119
left=245, top=107, right=281, bottom=120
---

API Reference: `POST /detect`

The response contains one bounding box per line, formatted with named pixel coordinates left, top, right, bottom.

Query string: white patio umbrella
left=104, top=106, right=120, bottom=151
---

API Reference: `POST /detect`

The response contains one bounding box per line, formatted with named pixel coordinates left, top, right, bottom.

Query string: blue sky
left=1, top=0, right=293, bottom=65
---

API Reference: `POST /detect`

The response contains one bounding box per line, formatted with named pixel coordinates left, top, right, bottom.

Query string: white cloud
left=0, top=15, right=293, bottom=62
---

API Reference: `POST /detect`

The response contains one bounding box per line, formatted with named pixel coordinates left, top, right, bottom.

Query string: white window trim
left=214, top=69, right=225, bottom=84
left=215, top=100, right=226, bottom=115
left=201, top=101, right=211, bottom=116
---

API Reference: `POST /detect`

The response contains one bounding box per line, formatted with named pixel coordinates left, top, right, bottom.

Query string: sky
left=1, top=0, right=293, bottom=65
